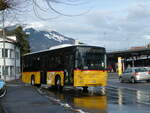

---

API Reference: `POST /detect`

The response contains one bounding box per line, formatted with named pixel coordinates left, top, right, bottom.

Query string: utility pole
left=2, top=10, right=6, bottom=81
left=103, top=32, right=106, bottom=48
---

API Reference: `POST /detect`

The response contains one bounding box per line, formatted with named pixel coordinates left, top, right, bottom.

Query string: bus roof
left=23, top=45, right=105, bottom=56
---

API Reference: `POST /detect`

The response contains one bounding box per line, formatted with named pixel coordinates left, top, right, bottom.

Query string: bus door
left=64, top=54, right=74, bottom=85
left=40, top=71, right=47, bottom=84
left=40, top=55, right=47, bottom=84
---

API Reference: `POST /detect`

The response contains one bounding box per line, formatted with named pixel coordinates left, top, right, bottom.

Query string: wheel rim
left=56, top=78, right=61, bottom=89
left=31, top=77, right=35, bottom=85
left=31, top=79, right=34, bottom=85
left=131, top=78, right=135, bottom=83
left=56, top=79, right=60, bottom=86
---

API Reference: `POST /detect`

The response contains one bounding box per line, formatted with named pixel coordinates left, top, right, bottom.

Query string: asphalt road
left=1, top=75, right=150, bottom=113
left=41, top=85, right=150, bottom=113
left=40, top=73, right=150, bottom=113
left=0, top=82, right=76, bottom=113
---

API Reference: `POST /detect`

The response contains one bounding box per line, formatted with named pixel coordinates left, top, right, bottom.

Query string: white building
left=0, top=36, right=20, bottom=81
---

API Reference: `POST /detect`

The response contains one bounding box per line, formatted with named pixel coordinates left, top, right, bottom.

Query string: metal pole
left=2, top=10, right=6, bottom=81
left=132, top=57, right=135, bottom=67
left=14, top=45, right=16, bottom=80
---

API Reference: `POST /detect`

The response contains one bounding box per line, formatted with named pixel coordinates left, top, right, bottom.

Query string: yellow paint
left=74, top=96, right=107, bottom=110
left=47, top=71, right=64, bottom=86
left=74, top=70, right=108, bottom=87
left=22, top=70, right=107, bottom=87
left=22, top=72, right=40, bottom=84
left=118, top=57, right=122, bottom=76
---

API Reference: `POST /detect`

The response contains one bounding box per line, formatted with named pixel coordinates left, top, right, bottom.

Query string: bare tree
left=32, top=0, right=91, bottom=20
left=0, top=0, right=90, bottom=22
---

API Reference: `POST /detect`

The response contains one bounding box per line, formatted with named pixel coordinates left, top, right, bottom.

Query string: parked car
left=119, top=67, right=150, bottom=83
left=0, top=79, right=6, bottom=97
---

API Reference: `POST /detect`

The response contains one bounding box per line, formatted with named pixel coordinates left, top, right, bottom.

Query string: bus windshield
left=76, top=47, right=106, bottom=70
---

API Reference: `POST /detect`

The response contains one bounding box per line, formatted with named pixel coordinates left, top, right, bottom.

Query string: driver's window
left=124, top=69, right=132, bottom=73
left=128, top=69, right=132, bottom=73
left=124, top=69, right=129, bottom=73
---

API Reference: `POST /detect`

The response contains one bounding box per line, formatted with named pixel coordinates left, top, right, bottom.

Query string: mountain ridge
left=24, top=27, right=75, bottom=52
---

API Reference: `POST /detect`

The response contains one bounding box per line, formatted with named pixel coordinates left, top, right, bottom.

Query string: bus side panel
left=74, top=70, right=108, bottom=87
left=47, top=71, right=64, bottom=86
left=22, top=72, right=41, bottom=84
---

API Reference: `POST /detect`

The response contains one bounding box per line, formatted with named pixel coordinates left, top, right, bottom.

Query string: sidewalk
left=0, top=80, right=75, bottom=113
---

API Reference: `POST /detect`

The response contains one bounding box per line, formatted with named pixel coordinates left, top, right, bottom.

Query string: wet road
left=41, top=86, right=150, bottom=113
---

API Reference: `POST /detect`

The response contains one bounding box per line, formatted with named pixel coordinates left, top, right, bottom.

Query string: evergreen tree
left=6, top=26, right=30, bottom=56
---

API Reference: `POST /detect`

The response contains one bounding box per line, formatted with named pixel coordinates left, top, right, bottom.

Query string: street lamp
left=2, top=10, right=6, bottom=81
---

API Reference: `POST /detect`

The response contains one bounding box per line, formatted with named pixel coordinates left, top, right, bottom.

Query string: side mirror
left=78, top=64, right=83, bottom=69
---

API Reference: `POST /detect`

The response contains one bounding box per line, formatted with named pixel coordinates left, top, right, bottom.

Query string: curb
left=0, top=103, right=7, bottom=113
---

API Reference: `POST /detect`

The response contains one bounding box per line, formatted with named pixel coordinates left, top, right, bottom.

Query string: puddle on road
left=136, top=90, right=150, bottom=104
left=107, top=87, right=150, bottom=113
left=107, top=87, right=150, bottom=105
left=46, top=87, right=150, bottom=113
left=47, top=87, right=108, bottom=113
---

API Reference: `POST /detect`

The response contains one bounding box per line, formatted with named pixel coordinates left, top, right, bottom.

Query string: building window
left=2, top=48, right=8, bottom=58
left=2, top=66, right=9, bottom=76
left=0, top=66, right=1, bottom=78
left=16, top=51, right=19, bottom=59
left=10, top=49, right=14, bottom=58
left=10, top=66, right=14, bottom=77
left=16, top=67, right=20, bottom=75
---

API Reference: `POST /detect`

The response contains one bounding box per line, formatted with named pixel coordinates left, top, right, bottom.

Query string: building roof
left=130, top=46, right=145, bottom=50
left=0, top=36, right=17, bottom=44
left=107, top=47, right=150, bottom=58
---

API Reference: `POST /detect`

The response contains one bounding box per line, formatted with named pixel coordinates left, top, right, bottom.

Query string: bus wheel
left=31, top=75, right=35, bottom=86
left=36, top=84, right=41, bottom=88
left=83, top=86, right=88, bottom=92
left=55, top=76, right=63, bottom=91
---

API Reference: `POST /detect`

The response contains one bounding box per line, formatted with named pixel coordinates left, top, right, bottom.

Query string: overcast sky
left=10, top=0, right=150, bottom=51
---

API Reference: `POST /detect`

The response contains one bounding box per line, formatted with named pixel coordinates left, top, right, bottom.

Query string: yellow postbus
left=22, top=45, right=108, bottom=91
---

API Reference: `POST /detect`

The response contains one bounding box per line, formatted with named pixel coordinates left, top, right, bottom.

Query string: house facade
left=0, top=36, right=20, bottom=81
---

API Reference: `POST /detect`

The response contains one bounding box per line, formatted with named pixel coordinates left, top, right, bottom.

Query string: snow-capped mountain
left=44, top=31, right=69, bottom=42
left=24, top=28, right=75, bottom=52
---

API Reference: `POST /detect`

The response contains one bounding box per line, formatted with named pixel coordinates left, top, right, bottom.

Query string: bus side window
left=50, top=56, right=56, bottom=69
left=75, top=51, right=82, bottom=69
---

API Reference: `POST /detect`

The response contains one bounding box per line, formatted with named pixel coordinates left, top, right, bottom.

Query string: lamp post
left=2, top=10, right=6, bottom=81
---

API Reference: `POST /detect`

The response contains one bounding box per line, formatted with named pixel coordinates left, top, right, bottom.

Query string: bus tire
left=83, top=86, right=88, bottom=92
left=55, top=76, right=63, bottom=91
left=31, top=75, right=35, bottom=86
left=36, top=84, right=41, bottom=88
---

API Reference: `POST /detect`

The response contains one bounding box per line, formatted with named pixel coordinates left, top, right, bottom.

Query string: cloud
left=24, top=1, right=150, bottom=51
left=24, top=22, right=45, bottom=30
left=80, top=2, right=150, bottom=50
left=143, top=35, right=150, bottom=40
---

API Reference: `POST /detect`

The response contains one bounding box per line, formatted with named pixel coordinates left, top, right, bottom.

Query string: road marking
left=6, top=84, right=21, bottom=87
